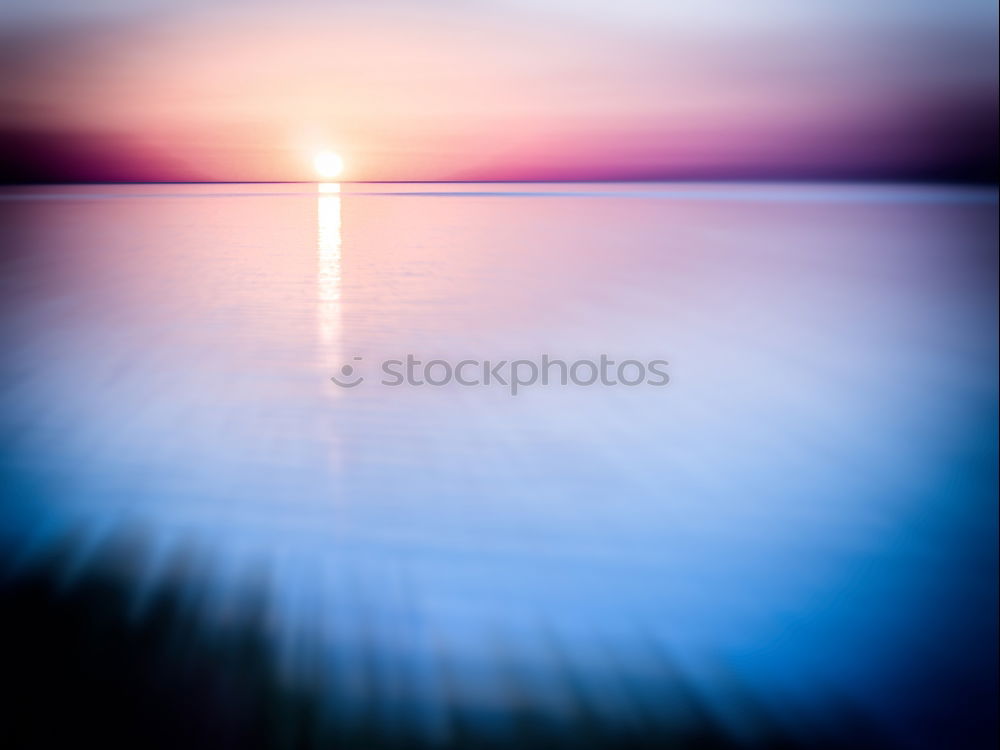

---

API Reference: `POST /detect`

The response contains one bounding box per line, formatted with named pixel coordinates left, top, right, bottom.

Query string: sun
left=313, top=151, right=343, bottom=179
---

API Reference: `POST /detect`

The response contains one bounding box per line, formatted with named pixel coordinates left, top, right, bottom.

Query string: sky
left=0, top=0, right=996, bottom=182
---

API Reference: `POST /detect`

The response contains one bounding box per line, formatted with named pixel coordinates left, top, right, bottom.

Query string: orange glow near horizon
left=314, top=151, right=344, bottom=179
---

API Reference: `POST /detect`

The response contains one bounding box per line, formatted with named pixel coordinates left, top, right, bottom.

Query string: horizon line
left=4, top=177, right=999, bottom=187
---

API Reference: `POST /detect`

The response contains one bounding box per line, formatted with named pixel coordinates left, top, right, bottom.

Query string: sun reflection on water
left=317, top=182, right=343, bottom=386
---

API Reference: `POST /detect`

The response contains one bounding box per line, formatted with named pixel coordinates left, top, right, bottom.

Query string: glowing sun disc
left=314, top=151, right=343, bottom=179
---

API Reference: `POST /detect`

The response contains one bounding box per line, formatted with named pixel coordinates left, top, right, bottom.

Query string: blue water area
left=0, top=183, right=996, bottom=747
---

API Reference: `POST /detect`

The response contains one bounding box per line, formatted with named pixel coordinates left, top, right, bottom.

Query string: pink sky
left=0, top=1, right=995, bottom=181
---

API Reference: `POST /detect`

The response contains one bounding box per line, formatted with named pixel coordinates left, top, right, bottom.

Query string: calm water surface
left=1, top=183, right=996, bottom=746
